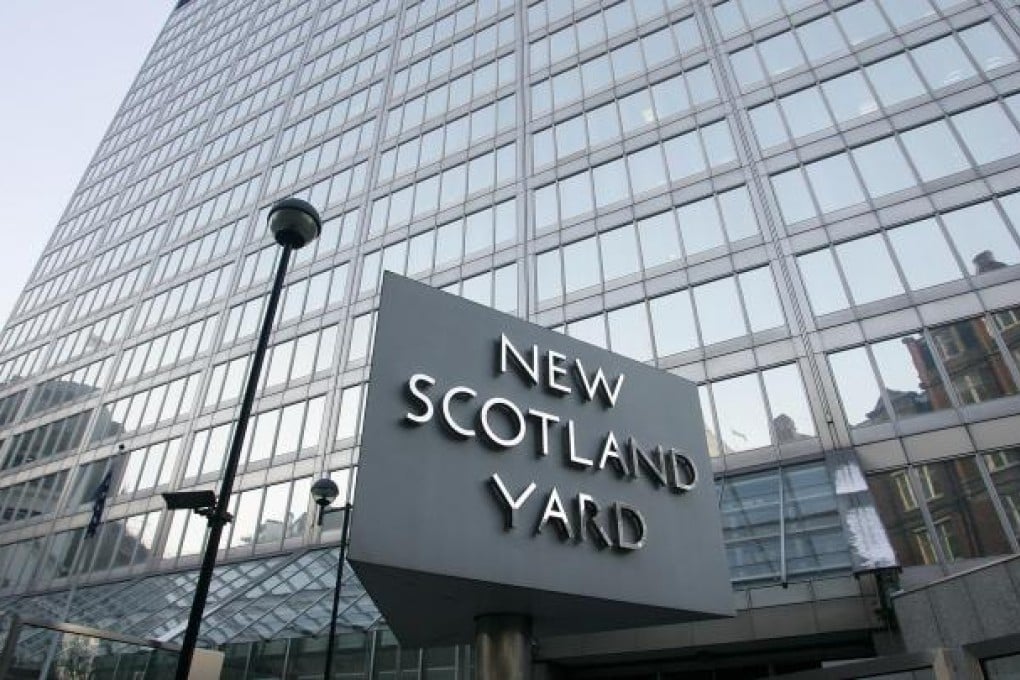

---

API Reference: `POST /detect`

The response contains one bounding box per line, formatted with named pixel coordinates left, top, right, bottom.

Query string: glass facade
left=2, top=0, right=1020, bottom=675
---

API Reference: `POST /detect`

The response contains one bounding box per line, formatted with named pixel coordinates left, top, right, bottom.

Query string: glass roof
left=0, top=547, right=381, bottom=656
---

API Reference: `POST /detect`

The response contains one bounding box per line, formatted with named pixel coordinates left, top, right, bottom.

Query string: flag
left=85, top=469, right=113, bottom=538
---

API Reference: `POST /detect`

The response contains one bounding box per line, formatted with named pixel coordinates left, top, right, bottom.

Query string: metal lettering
left=565, top=419, right=593, bottom=468
left=441, top=386, right=477, bottom=438
left=596, top=431, right=629, bottom=477
left=527, top=408, right=559, bottom=456
left=612, top=502, right=647, bottom=551
left=536, top=487, right=573, bottom=540
left=574, top=358, right=625, bottom=407
left=499, top=333, right=539, bottom=385
left=479, top=397, right=526, bottom=448
left=628, top=437, right=667, bottom=488
left=546, top=350, right=571, bottom=395
left=404, top=373, right=436, bottom=424
left=669, top=449, right=697, bottom=493
left=488, top=473, right=537, bottom=530
left=577, top=493, right=611, bottom=548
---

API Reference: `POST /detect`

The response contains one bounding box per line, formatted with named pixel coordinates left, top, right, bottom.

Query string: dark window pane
left=720, top=468, right=781, bottom=585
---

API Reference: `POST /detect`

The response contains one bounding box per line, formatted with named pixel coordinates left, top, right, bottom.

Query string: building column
left=474, top=614, right=532, bottom=680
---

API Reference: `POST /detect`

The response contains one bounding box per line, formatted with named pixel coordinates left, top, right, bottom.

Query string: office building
left=2, top=0, right=1020, bottom=676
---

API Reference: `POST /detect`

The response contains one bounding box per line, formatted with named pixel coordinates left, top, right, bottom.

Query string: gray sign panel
left=349, top=273, right=733, bottom=646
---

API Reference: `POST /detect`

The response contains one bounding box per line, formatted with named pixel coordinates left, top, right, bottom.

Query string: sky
left=0, top=0, right=175, bottom=329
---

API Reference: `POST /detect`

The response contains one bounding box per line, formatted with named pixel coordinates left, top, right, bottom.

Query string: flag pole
left=37, top=450, right=118, bottom=679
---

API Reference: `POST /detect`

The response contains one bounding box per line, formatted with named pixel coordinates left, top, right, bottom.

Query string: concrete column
left=474, top=614, right=532, bottom=680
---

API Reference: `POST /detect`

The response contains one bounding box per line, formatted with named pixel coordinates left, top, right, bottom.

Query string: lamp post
left=172, top=198, right=321, bottom=680
left=310, top=477, right=352, bottom=680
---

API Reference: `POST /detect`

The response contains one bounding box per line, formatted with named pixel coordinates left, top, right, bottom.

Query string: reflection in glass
left=567, top=315, right=607, bottom=349
left=780, top=88, right=831, bottom=139
left=562, top=238, right=599, bottom=293
left=731, top=46, right=764, bottom=91
left=649, top=290, right=698, bottom=357
left=750, top=102, right=787, bottom=148
left=599, top=226, right=640, bottom=281
left=900, top=121, right=970, bottom=182
left=712, top=373, right=771, bottom=453
left=287, top=477, right=311, bottom=539
left=952, top=102, right=1020, bottom=166
left=607, top=303, right=652, bottom=362
left=870, top=335, right=947, bottom=418
left=868, top=470, right=939, bottom=566
left=347, top=314, right=374, bottom=365
left=919, top=457, right=1012, bottom=561
left=677, top=196, right=724, bottom=255
left=738, top=267, right=784, bottom=333
left=180, top=512, right=207, bottom=557
left=851, top=137, right=914, bottom=198
left=805, top=153, right=864, bottom=214
left=911, top=37, right=975, bottom=90
left=536, top=250, right=562, bottom=301
left=719, top=187, right=758, bottom=241
left=230, top=489, right=263, bottom=549
left=887, top=219, right=962, bottom=290
left=866, top=54, right=926, bottom=108
left=719, top=468, right=780, bottom=584
left=759, top=32, right=804, bottom=78
left=983, top=448, right=1020, bottom=538
left=249, top=410, right=279, bottom=464
left=960, top=23, right=1017, bottom=72
left=835, top=234, right=904, bottom=305
left=797, top=15, right=842, bottom=65
left=836, top=0, right=885, bottom=45
left=336, top=385, right=364, bottom=441
left=930, top=317, right=1018, bottom=405
left=942, top=201, right=1020, bottom=273
left=276, top=403, right=303, bottom=457
left=257, top=483, right=290, bottom=545
left=694, top=277, right=745, bottom=345
left=783, top=464, right=852, bottom=579
left=762, top=364, right=815, bottom=441
left=822, top=71, right=877, bottom=123
left=798, top=249, right=849, bottom=315
left=698, top=384, right=720, bottom=458
left=636, top=212, right=681, bottom=269
left=559, top=172, right=593, bottom=220
left=663, top=132, right=705, bottom=182
left=771, top=168, right=815, bottom=224
left=829, top=347, right=886, bottom=427
left=591, top=159, right=629, bottom=209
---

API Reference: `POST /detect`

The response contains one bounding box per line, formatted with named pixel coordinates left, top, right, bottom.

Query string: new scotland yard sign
left=348, top=273, right=732, bottom=646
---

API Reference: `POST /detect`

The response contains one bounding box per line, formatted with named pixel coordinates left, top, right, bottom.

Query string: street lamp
left=310, top=477, right=353, bottom=680
left=172, top=198, right=321, bottom=680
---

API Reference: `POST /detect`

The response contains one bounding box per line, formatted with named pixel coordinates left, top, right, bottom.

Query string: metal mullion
left=777, top=463, right=788, bottom=585
left=229, top=550, right=336, bottom=642
left=913, top=325, right=966, bottom=412
left=973, top=451, right=1020, bottom=553
left=155, top=549, right=305, bottom=642
left=978, top=309, right=1020, bottom=393
left=906, top=465, right=951, bottom=569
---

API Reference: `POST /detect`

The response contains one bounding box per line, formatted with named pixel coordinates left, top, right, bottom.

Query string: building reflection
left=869, top=456, right=1014, bottom=567
left=849, top=305, right=1020, bottom=428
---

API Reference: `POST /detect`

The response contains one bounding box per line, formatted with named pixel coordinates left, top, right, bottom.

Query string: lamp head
left=267, top=197, right=321, bottom=249
left=310, top=477, right=340, bottom=508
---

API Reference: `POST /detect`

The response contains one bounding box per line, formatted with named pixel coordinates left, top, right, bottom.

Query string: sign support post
left=474, top=615, right=532, bottom=680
